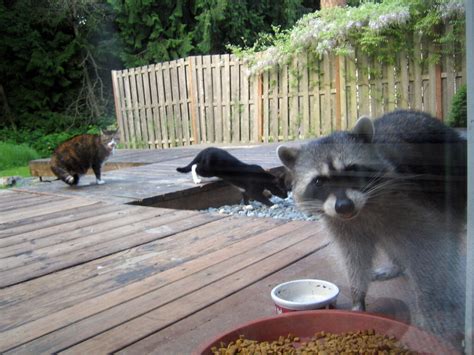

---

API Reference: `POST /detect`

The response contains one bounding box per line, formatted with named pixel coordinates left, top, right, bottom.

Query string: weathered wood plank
left=280, top=65, right=289, bottom=140
left=241, top=58, right=250, bottom=143
left=163, top=61, right=177, bottom=146
left=1, top=222, right=320, bottom=353
left=230, top=57, right=240, bottom=142
left=270, top=68, right=279, bottom=142
left=212, top=55, right=223, bottom=143
left=123, top=69, right=135, bottom=148
left=0, top=198, right=98, bottom=225
left=143, top=65, right=156, bottom=148
left=149, top=64, right=164, bottom=148
left=0, top=201, right=110, bottom=236
left=0, top=207, right=174, bottom=259
left=0, top=211, right=222, bottom=288
left=0, top=194, right=61, bottom=213
left=399, top=52, right=410, bottom=109
left=156, top=62, right=170, bottom=148
left=309, top=59, right=321, bottom=136
left=289, top=58, right=299, bottom=139
left=357, top=51, right=370, bottom=117
left=337, top=56, right=347, bottom=129
left=322, top=54, right=332, bottom=134
left=111, top=71, right=127, bottom=145
left=346, top=56, right=358, bottom=127
left=413, top=34, right=423, bottom=111
left=223, top=55, right=231, bottom=143
left=0, top=217, right=282, bottom=335
left=205, top=55, right=215, bottom=142
left=0, top=203, right=122, bottom=248
left=57, top=226, right=325, bottom=354
left=136, top=66, right=149, bottom=148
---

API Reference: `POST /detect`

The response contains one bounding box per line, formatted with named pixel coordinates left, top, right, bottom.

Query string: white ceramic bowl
left=270, top=279, right=340, bottom=313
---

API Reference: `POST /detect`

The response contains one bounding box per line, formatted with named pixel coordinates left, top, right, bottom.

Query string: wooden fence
left=112, top=36, right=466, bottom=149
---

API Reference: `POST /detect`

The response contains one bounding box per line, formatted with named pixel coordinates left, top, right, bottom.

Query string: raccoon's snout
left=335, top=198, right=356, bottom=218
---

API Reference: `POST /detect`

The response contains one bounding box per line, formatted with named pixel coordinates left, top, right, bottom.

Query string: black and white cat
left=176, top=147, right=288, bottom=206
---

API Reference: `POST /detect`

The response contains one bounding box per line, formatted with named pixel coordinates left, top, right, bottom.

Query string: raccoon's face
left=289, top=151, right=376, bottom=220
left=278, top=117, right=391, bottom=221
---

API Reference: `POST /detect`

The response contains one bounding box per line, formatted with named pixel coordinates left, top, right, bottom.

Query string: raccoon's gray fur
left=278, top=110, right=466, bottom=339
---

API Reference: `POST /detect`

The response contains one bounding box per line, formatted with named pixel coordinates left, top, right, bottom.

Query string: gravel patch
left=205, top=193, right=319, bottom=221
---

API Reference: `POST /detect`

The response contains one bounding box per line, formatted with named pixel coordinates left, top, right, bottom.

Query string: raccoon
left=277, top=110, right=467, bottom=337
left=50, top=131, right=118, bottom=186
left=176, top=147, right=288, bottom=206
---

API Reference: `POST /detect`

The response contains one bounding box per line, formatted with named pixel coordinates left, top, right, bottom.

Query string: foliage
left=0, top=0, right=121, bottom=131
left=0, top=166, right=31, bottom=178
left=0, top=142, right=39, bottom=171
left=447, top=85, right=467, bottom=128
left=231, top=0, right=465, bottom=74
left=0, top=125, right=101, bottom=157
left=108, top=0, right=317, bottom=68
left=1, top=0, right=318, bottom=142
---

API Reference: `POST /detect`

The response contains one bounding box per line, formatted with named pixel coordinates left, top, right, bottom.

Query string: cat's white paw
left=96, top=179, right=106, bottom=185
left=192, top=177, right=202, bottom=184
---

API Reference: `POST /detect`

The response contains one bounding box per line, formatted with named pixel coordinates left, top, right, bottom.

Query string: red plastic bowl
left=194, top=310, right=459, bottom=355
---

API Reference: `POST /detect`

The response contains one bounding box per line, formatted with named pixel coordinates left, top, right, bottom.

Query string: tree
left=0, top=0, right=119, bottom=131
left=109, top=0, right=319, bottom=67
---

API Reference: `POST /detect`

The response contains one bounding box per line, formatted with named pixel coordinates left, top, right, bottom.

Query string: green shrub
left=0, top=142, right=40, bottom=171
left=447, top=85, right=467, bottom=128
left=0, top=125, right=105, bottom=157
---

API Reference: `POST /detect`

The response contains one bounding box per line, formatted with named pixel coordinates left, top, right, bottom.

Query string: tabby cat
left=50, top=131, right=118, bottom=186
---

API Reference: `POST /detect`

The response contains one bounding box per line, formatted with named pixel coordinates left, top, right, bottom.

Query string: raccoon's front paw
left=371, top=265, right=403, bottom=282
left=351, top=302, right=366, bottom=312
left=96, top=179, right=106, bottom=185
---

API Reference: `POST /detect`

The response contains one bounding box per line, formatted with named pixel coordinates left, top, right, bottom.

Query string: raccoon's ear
left=352, top=116, right=374, bottom=143
left=277, top=145, right=299, bottom=170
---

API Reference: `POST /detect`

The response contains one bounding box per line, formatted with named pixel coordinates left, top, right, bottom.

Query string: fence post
left=111, top=70, right=126, bottom=146
left=256, top=74, right=263, bottom=142
left=335, top=56, right=342, bottom=131
left=187, top=57, right=199, bottom=145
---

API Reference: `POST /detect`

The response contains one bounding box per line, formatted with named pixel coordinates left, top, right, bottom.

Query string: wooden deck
left=1, top=144, right=420, bottom=354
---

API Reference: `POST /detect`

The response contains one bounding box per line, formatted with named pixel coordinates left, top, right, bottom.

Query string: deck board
left=18, top=141, right=300, bottom=205
left=1, top=142, right=424, bottom=354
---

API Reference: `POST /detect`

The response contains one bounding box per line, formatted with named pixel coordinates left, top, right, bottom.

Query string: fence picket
left=111, top=40, right=464, bottom=148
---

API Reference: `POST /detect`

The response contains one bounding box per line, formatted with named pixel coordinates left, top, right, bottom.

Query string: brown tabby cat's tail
left=50, top=165, right=79, bottom=185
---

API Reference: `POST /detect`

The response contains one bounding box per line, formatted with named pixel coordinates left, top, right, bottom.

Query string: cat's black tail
left=176, top=155, right=199, bottom=173
left=176, top=165, right=191, bottom=173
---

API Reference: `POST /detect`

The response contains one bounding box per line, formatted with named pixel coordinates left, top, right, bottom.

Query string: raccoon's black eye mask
left=310, top=164, right=380, bottom=190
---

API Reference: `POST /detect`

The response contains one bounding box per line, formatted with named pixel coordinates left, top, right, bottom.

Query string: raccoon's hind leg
left=371, top=263, right=404, bottom=282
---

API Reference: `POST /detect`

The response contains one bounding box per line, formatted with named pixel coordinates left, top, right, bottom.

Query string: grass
left=0, top=166, right=31, bottom=177
left=0, top=141, right=39, bottom=177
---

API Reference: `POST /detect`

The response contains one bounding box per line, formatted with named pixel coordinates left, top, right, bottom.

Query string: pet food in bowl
left=271, top=279, right=339, bottom=313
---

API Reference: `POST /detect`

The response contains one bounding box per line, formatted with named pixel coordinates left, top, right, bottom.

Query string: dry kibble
left=210, top=330, right=418, bottom=355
